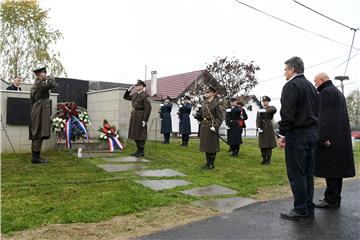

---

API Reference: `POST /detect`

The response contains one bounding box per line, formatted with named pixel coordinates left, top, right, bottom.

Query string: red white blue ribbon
left=65, top=118, right=72, bottom=148
left=72, top=116, right=88, bottom=139
left=108, top=136, right=123, bottom=152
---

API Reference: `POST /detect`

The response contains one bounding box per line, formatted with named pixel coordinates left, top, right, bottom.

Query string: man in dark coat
left=278, top=57, right=319, bottom=220
left=178, top=96, right=192, bottom=147
left=256, top=96, right=277, bottom=164
left=313, top=72, right=355, bottom=208
left=29, top=67, right=55, bottom=163
left=123, top=80, right=152, bottom=157
left=198, top=86, right=223, bottom=169
left=159, top=96, right=172, bottom=144
left=6, top=77, right=22, bottom=91
left=226, top=97, right=244, bottom=157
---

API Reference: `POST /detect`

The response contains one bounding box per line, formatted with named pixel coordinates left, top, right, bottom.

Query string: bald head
left=314, top=72, right=330, bottom=88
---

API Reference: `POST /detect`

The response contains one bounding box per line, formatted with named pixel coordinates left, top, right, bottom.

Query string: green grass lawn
left=1, top=138, right=359, bottom=234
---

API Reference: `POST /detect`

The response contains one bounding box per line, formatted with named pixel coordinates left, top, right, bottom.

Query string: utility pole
left=334, top=76, right=349, bottom=94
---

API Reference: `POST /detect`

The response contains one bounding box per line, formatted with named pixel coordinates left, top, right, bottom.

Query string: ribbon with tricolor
left=64, top=116, right=89, bottom=148
left=107, top=136, right=123, bottom=152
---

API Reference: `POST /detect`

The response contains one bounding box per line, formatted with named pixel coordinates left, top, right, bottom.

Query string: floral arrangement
left=51, top=102, right=92, bottom=148
left=98, top=119, right=123, bottom=152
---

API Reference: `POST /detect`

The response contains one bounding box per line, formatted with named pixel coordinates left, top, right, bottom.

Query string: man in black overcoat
left=178, top=96, right=192, bottom=147
left=313, top=72, right=355, bottom=208
left=7, top=77, right=22, bottom=91
left=159, top=96, right=172, bottom=144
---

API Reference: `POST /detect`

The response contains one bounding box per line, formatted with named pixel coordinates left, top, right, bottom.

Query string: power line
left=258, top=53, right=352, bottom=83
left=233, top=0, right=359, bottom=50
left=293, top=0, right=356, bottom=30
left=329, top=52, right=359, bottom=71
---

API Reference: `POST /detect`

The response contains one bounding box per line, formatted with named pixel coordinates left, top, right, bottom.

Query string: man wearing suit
left=159, top=96, right=172, bottom=144
left=278, top=56, right=319, bottom=220
left=7, top=77, right=22, bottom=91
left=123, top=80, right=152, bottom=157
left=178, top=96, right=192, bottom=147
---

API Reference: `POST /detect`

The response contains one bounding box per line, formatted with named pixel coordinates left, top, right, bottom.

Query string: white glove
left=142, top=121, right=146, bottom=127
left=258, top=128, right=263, bottom=133
left=258, top=109, right=266, bottom=113
left=210, top=126, right=215, bottom=132
left=160, top=104, right=164, bottom=107
left=128, top=85, right=135, bottom=91
left=226, top=108, right=231, bottom=113
left=179, top=104, right=183, bottom=108
left=226, top=125, right=230, bottom=130
left=197, top=104, right=202, bottom=108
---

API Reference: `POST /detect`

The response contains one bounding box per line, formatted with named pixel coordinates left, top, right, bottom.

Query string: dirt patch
left=2, top=204, right=219, bottom=240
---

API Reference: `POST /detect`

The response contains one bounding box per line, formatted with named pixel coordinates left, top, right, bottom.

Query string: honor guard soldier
left=225, top=97, right=245, bottom=157
left=29, top=67, right=55, bottom=163
left=198, top=86, right=223, bottom=169
left=178, top=96, right=192, bottom=147
left=256, top=96, right=277, bottom=164
left=123, top=80, right=152, bottom=157
left=159, top=96, right=172, bottom=144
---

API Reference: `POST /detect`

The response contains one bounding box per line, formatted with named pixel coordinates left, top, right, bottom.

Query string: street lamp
left=334, top=76, right=349, bottom=94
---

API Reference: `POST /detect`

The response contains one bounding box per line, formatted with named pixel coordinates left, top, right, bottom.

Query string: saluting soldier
left=123, top=80, right=152, bottom=157
left=256, top=96, right=277, bottom=164
left=29, top=67, right=55, bottom=163
left=199, top=86, right=223, bottom=169
left=178, top=96, right=192, bottom=147
left=159, top=96, right=172, bottom=144
left=225, top=97, right=244, bottom=157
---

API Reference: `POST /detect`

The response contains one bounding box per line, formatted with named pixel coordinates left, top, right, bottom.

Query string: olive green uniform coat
left=199, top=98, right=223, bottom=153
left=256, top=105, right=277, bottom=148
left=29, top=76, right=55, bottom=140
left=123, top=90, right=152, bottom=140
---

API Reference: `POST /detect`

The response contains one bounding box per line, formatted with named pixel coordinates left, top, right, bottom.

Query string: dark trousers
left=285, top=128, right=318, bottom=214
left=182, top=134, right=189, bottom=143
left=261, top=148, right=272, bottom=158
left=31, top=139, right=43, bottom=152
left=324, top=178, right=343, bottom=204
left=135, top=140, right=145, bottom=151
left=163, top=133, right=170, bottom=143
left=230, top=144, right=240, bottom=152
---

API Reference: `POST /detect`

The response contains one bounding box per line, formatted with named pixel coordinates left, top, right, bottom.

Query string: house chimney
left=151, top=70, right=157, bottom=96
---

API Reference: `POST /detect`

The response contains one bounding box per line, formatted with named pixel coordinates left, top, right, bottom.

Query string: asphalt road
left=142, top=179, right=360, bottom=240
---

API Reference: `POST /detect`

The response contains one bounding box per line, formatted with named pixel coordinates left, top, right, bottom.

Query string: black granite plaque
left=53, top=78, right=89, bottom=108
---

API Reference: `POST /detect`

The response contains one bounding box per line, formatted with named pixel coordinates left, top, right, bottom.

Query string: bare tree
left=346, top=89, right=360, bottom=130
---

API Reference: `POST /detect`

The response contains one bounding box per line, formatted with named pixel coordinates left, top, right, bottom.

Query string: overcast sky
left=40, top=0, right=359, bottom=115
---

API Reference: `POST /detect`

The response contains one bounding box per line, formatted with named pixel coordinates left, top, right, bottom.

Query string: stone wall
left=1, top=90, right=58, bottom=153
left=86, top=88, right=162, bottom=145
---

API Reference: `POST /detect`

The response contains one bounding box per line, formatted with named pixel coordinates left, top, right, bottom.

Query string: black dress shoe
left=314, top=200, right=340, bottom=209
left=280, top=209, right=311, bottom=221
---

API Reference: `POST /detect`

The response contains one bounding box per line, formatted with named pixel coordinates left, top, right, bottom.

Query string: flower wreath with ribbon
left=98, top=119, right=124, bottom=152
left=51, top=102, right=91, bottom=148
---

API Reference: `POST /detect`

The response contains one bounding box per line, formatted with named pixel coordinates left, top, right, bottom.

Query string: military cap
left=33, top=66, right=47, bottom=74
left=205, top=85, right=216, bottom=93
left=262, top=96, right=271, bottom=102
left=165, top=96, right=171, bottom=100
left=183, top=95, right=191, bottom=100
left=135, top=79, right=146, bottom=87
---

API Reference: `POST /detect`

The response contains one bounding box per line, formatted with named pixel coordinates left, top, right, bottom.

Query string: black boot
left=185, top=141, right=188, bottom=147
left=131, top=150, right=139, bottom=156
left=233, top=150, right=239, bottom=158
left=134, top=149, right=144, bottom=157
left=202, top=155, right=210, bottom=169
left=209, top=156, right=215, bottom=169
left=261, top=155, right=266, bottom=165
left=31, top=151, right=47, bottom=164
left=266, top=155, right=271, bottom=165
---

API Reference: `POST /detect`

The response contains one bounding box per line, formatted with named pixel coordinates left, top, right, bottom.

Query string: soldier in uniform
left=198, top=86, right=223, bottom=169
left=178, top=96, right=192, bottom=147
left=225, top=97, right=244, bottom=157
left=29, top=67, right=55, bottom=163
left=159, top=96, right=172, bottom=144
left=256, top=96, right=277, bottom=164
left=123, top=80, right=152, bottom=157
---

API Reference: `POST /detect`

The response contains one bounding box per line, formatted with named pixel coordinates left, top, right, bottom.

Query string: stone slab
left=192, top=197, right=257, bottom=213
left=104, top=156, right=150, bottom=163
left=135, top=180, right=191, bottom=191
left=181, top=185, right=237, bottom=197
left=134, top=169, right=186, bottom=177
left=97, top=164, right=146, bottom=172
left=75, top=152, right=120, bottom=158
